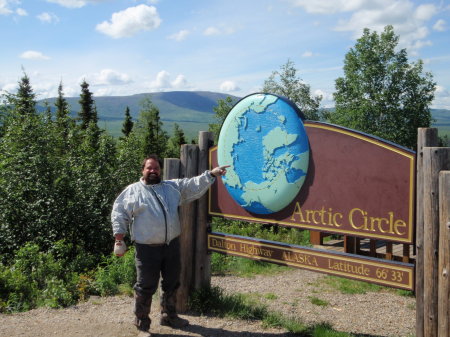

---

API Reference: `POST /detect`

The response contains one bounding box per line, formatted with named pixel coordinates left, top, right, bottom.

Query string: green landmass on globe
left=217, top=93, right=310, bottom=214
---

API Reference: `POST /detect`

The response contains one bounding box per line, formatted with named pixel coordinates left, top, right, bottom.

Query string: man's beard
left=146, top=174, right=161, bottom=185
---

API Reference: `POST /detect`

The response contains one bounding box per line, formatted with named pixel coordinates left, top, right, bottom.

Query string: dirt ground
left=0, top=269, right=416, bottom=337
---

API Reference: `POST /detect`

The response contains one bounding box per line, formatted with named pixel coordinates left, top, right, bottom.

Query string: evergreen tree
left=0, top=76, right=119, bottom=264
left=330, top=25, right=435, bottom=149
left=0, top=76, right=60, bottom=260
left=262, top=60, right=323, bottom=120
left=55, top=82, right=71, bottom=129
left=121, top=106, right=134, bottom=137
left=136, top=97, right=168, bottom=158
left=209, top=96, right=234, bottom=144
left=7, top=72, right=37, bottom=116
left=78, top=80, right=97, bottom=129
left=115, top=132, right=143, bottom=188
left=165, top=123, right=186, bottom=158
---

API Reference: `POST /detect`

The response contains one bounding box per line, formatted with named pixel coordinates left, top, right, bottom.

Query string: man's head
left=141, top=155, right=162, bottom=185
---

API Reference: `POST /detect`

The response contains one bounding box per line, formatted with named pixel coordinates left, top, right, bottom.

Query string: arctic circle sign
left=217, top=93, right=310, bottom=214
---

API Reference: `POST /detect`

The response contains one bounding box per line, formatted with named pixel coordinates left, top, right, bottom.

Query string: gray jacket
left=111, top=171, right=215, bottom=245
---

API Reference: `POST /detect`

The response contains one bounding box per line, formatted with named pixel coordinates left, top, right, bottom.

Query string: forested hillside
left=37, top=91, right=449, bottom=140
left=38, top=91, right=239, bottom=140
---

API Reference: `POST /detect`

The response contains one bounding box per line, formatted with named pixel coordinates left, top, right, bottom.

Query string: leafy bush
left=0, top=242, right=80, bottom=313
left=94, top=246, right=136, bottom=296
left=211, top=218, right=310, bottom=246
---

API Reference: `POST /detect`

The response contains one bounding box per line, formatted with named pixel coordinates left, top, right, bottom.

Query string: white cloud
left=149, top=70, right=189, bottom=91
left=203, top=26, right=235, bottom=36
left=169, top=29, right=189, bottom=41
left=325, top=1, right=437, bottom=53
left=287, top=0, right=365, bottom=14
left=150, top=70, right=171, bottom=90
left=288, top=0, right=439, bottom=53
left=16, top=8, right=27, bottom=16
left=46, top=0, right=107, bottom=8
left=433, top=19, right=447, bottom=32
left=96, top=4, right=161, bottom=39
left=0, top=3, right=12, bottom=15
left=46, top=0, right=87, bottom=8
left=93, top=69, right=132, bottom=85
left=433, top=85, right=450, bottom=109
left=220, top=80, right=240, bottom=92
left=0, top=0, right=21, bottom=15
left=37, top=12, right=59, bottom=23
left=20, top=50, right=50, bottom=60
left=171, top=74, right=187, bottom=88
left=302, top=51, right=314, bottom=58
left=204, top=26, right=220, bottom=36
left=413, top=4, right=437, bottom=21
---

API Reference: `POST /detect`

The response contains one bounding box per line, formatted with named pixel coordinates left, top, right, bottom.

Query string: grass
left=264, top=293, right=278, bottom=300
left=317, top=275, right=414, bottom=297
left=309, top=296, right=329, bottom=307
left=211, top=252, right=290, bottom=277
left=319, top=276, right=384, bottom=294
left=189, top=285, right=357, bottom=337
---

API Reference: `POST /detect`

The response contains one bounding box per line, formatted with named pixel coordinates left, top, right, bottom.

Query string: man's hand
left=114, top=239, right=127, bottom=257
left=211, top=165, right=230, bottom=177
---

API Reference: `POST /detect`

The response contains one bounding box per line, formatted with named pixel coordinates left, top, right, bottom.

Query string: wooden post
left=344, top=236, right=357, bottom=254
left=423, top=147, right=450, bottom=337
left=163, top=158, right=180, bottom=180
left=177, top=144, right=199, bottom=312
left=194, top=131, right=213, bottom=290
left=416, top=128, right=439, bottom=337
left=438, top=171, right=450, bottom=337
left=309, top=231, right=323, bottom=245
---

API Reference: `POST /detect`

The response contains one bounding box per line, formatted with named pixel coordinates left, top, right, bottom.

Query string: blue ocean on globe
left=217, top=93, right=310, bottom=214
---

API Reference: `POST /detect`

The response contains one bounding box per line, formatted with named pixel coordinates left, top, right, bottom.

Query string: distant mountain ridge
left=38, top=91, right=239, bottom=139
left=37, top=91, right=450, bottom=140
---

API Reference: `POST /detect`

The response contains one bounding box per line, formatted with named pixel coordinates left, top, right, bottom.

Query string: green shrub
left=94, top=246, right=136, bottom=296
left=0, top=242, right=80, bottom=313
left=212, top=218, right=310, bottom=246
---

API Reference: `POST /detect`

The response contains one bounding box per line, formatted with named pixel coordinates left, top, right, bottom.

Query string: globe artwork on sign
left=217, top=93, right=310, bottom=214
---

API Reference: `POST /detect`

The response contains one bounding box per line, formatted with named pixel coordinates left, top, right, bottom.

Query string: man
left=111, top=154, right=228, bottom=335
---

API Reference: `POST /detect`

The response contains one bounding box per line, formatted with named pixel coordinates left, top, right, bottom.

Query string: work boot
left=134, top=317, right=151, bottom=332
left=160, top=291, right=189, bottom=328
left=160, top=312, right=189, bottom=328
left=134, top=293, right=152, bottom=332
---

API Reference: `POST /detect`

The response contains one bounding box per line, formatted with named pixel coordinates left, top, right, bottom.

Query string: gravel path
left=0, top=269, right=415, bottom=337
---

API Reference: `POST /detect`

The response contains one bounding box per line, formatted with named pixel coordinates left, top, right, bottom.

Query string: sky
left=1, top=0, right=449, bottom=109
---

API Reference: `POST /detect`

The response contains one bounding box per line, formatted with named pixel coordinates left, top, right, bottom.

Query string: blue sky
left=1, top=0, right=449, bottom=109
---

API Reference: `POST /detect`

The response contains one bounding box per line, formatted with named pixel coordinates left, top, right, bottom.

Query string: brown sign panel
left=209, top=121, right=416, bottom=243
left=208, top=232, right=414, bottom=290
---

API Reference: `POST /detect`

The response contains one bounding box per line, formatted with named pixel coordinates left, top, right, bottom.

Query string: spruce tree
left=8, top=72, right=37, bottom=116
left=121, top=106, right=134, bottom=137
left=137, top=97, right=168, bottom=158
left=78, top=80, right=96, bottom=129
left=55, top=82, right=71, bottom=126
